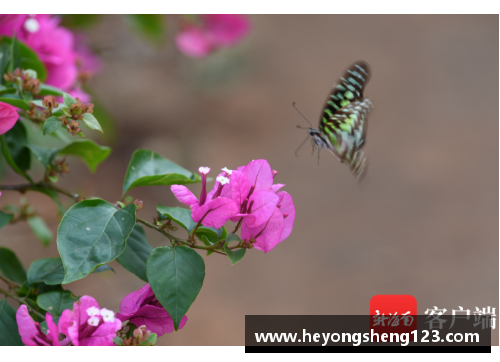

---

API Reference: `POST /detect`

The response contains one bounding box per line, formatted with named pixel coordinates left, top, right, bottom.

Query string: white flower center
left=100, top=308, right=115, bottom=322
left=86, top=306, right=101, bottom=317
left=24, top=18, right=40, bottom=33
left=221, top=167, right=232, bottom=175
left=216, top=176, right=230, bottom=185
left=198, top=166, right=210, bottom=175
left=87, top=316, right=100, bottom=326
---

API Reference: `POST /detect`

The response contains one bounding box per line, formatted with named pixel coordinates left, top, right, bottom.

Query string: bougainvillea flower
left=171, top=167, right=238, bottom=228
left=0, top=101, right=19, bottom=135
left=0, top=15, right=99, bottom=94
left=175, top=14, right=250, bottom=58
left=58, top=295, right=121, bottom=346
left=241, top=208, right=285, bottom=253
left=117, top=284, right=187, bottom=336
left=16, top=305, right=66, bottom=346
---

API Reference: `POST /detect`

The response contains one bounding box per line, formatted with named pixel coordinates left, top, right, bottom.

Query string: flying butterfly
left=295, top=60, right=372, bottom=181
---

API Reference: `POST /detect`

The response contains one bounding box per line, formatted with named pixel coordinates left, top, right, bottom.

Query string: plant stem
left=0, top=274, right=19, bottom=288
left=0, top=287, right=45, bottom=320
left=232, top=217, right=243, bottom=234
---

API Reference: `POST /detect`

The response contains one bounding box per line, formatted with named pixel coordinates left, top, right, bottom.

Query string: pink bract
left=117, top=283, right=187, bottom=336
left=58, top=295, right=121, bottom=346
left=175, top=14, right=250, bottom=58
left=0, top=102, right=19, bottom=135
left=16, top=305, right=63, bottom=346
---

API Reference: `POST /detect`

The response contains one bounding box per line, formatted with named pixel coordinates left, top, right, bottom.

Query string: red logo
left=370, top=295, right=417, bottom=341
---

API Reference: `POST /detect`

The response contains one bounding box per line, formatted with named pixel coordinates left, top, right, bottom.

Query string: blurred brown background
left=1, top=15, right=498, bottom=345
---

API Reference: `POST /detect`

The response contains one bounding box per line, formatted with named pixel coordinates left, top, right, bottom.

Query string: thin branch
left=0, top=287, right=45, bottom=320
left=0, top=274, right=19, bottom=288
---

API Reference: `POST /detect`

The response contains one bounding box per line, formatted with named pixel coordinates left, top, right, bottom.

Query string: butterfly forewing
left=320, top=61, right=370, bottom=120
left=317, top=61, right=372, bottom=180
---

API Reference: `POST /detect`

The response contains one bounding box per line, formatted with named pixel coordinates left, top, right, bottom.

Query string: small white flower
left=100, top=308, right=115, bottom=322
left=216, top=176, right=230, bottom=185
left=24, top=18, right=39, bottom=33
left=221, top=167, right=232, bottom=175
left=86, top=306, right=100, bottom=316
left=87, top=316, right=100, bottom=326
left=198, top=166, right=210, bottom=175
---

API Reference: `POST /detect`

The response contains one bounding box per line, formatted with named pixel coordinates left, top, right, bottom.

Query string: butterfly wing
left=319, top=99, right=372, bottom=180
left=320, top=61, right=371, bottom=120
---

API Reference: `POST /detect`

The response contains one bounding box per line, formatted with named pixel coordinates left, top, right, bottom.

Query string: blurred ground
left=1, top=15, right=498, bottom=345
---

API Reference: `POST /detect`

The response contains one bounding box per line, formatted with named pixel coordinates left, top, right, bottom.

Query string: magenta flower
left=0, top=101, right=19, bottom=135
left=171, top=166, right=238, bottom=228
left=175, top=14, right=251, bottom=58
left=117, top=284, right=187, bottom=336
left=16, top=305, right=68, bottom=346
left=210, top=160, right=296, bottom=253
left=58, top=296, right=121, bottom=346
left=0, top=15, right=98, bottom=95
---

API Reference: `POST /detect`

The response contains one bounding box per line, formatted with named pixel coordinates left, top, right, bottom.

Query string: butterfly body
left=307, top=61, right=372, bottom=180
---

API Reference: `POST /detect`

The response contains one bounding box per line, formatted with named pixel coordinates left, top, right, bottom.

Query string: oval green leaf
left=0, top=96, right=30, bottom=110
left=0, top=211, right=14, bottom=229
left=27, top=216, right=53, bottom=247
left=156, top=205, right=196, bottom=233
left=116, top=224, right=153, bottom=282
left=122, top=149, right=201, bottom=196
left=27, top=258, right=65, bottom=285
left=37, top=290, right=78, bottom=317
left=57, top=200, right=137, bottom=284
left=42, top=116, right=62, bottom=135
left=0, top=299, right=23, bottom=346
left=57, top=139, right=111, bottom=173
left=38, top=83, right=64, bottom=96
left=224, top=245, right=246, bottom=265
left=147, top=246, right=205, bottom=331
left=0, top=247, right=26, bottom=285
left=82, top=113, right=103, bottom=133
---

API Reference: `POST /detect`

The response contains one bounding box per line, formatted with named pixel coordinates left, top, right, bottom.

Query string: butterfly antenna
left=292, top=102, right=313, bottom=127
left=295, top=134, right=311, bottom=157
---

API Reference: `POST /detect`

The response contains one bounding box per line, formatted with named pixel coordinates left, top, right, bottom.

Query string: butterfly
left=297, top=61, right=372, bottom=181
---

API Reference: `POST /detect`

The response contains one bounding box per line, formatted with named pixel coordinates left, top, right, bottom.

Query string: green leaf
left=0, top=44, right=11, bottom=84
left=0, top=37, right=47, bottom=82
left=116, top=224, right=153, bottom=282
left=0, top=86, right=16, bottom=95
left=57, top=200, right=137, bottom=284
left=26, top=144, right=59, bottom=167
left=38, top=83, right=64, bottom=96
left=224, top=245, right=246, bottom=265
left=93, top=264, right=115, bottom=274
left=42, top=116, right=62, bottom=135
left=0, top=96, right=30, bottom=110
left=27, top=216, right=53, bottom=247
left=0, top=299, right=23, bottom=346
left=27, top=258, right=65, bottom=285
left=0, top=211, right=14, bottom=229
left=0, top=247, right=27, bottom=285
left=2, top=121, right=30, bottom=172
left=122, top=149, right=201, bottom=196
left=225, top=233, right=241, bottom=243
left=196, top=226, right=225, bottom=243
left=147, top=246, right=205, bottom=331
left=140, top=332, right=157, bottom=346
left=113, top=336, right=123, bottom=346
left=57, top=139, right=111, bottom=173
left=27, top=257, right=113, bottom=285
left=62, top=92, right=76, bottom=107
left=156, top=205, right=196, bottom=233
left=126, top=14, right=166, bottom=43
left=82, top=113, right=103, bottom=133
left=37, top=290, right=78, bottom=317
left=9, top=34, right=20, bottom=72
left=0, top=134, right=33, bottom=183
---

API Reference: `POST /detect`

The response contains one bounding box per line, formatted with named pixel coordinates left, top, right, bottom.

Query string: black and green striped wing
left=319, top=61, right=372, bottom=180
